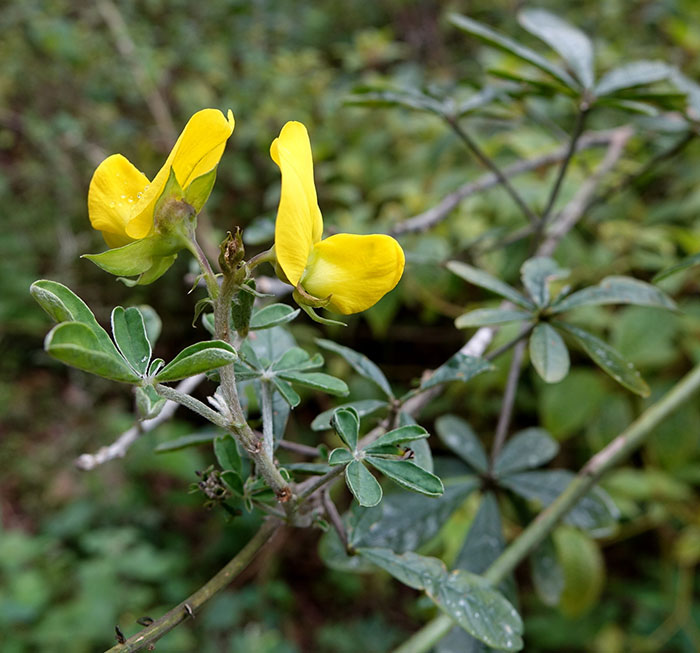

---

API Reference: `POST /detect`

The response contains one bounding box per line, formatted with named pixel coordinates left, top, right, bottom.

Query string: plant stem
left=323, top=489, right=349, bottom=552
left=246, top=247, right=276, bottom=271
left=484, top=323, right=534, bottom=362
left=296, top=465, right=345, bottom=503
left=186, top=233, right=220, bottom=299
left=260, top=380, right=275, bottom=460
left=278, top=440, right=320, bottom=457
left=539, top=104, right=589, bottom=225
left=105, top=518, right=280, bottom=653
left=154, top=383, right=228, bottom=428
left=213, top=270, right=291, bottom=502
left=393, top=361, right=700, bottom=653
left=490, top=339, right=527, bottom=466
left=445, top=116, right=539, bottom=226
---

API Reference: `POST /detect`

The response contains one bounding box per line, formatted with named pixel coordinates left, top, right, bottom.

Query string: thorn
left=137, top=616, right=154, bottom=627
left=184, top=603, right=195, bottom=619
left=115, top=625, right=126, bottom=644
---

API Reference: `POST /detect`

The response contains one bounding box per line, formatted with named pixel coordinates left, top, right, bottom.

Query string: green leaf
left=44, top=321, right=140, bottom=383
left=365, top=457, right=444, bottom=497
left=595, top=60, right=670, bottom=96
left=328, top=448, right=354, bottom=466
left=502, top=470, right=619, bottom=536
left=350, top=482, right=479, bottom=552
left=270, top=377, right=301, bottom=408
left=456, top=492, right=504, bottom=573
left=520, top=257, right=568, bottom=307
left=421, top=352, right=493, bottom=391
left=154, top=431, right=216, bottom=453
left=214, top=435, right=242, bottom=473
left=332, top=407, right=360, bottom=451
left=518, top=9, right=595, bottom=89
left=155, top=341, right=237, bottom=383
left=365, top=425, right=429, bottom=452
left=137, top=305, right=162, bottom=347
left=30, top=280, right=122, bottom=354
left=346, top=86, right=444, bottom=114
left=221, top=469, right=244, bottom=496
left=278, top=371, right=349, bottom=397
left=345, top=460, right=382, bottom=507
left=449, top=12, right=577, bottom=90
left=271, top=347, right=323, bottom=372
left=317, top=338, right=394, bottom=399
left=358, top=547, right=446, bottom=591
left=447, top=261, right=534, bottom=309
left=529, top=323, right=570, bottom=383
left=311, top=399, right=387, bottom=431
left=231, top=281, right=256, bottom=334
left=435, top=415, right=488, bottom=473
left=653, top=251, right=700, bottom=282
left=83, top=233, right=180, bottom=282
left=555, top=321, right=650, bottom=397
left=135, top=385, right=166, bottom=419
left=250, top=303, right=300, bottom=330
left=530, top=536, right=564, bottom=607
left=551, top=276, right=676, bottom=312
left=184, top=167, right=217, bottom=212
left=554, top=526, right=605, bottom=617
left=111, top=306, right=151, bottom=376
left=455, top=308, right=532, bottom=329
left=493, top=428, right=559, bottom=476
left=357, top=548, right=523, bottom=650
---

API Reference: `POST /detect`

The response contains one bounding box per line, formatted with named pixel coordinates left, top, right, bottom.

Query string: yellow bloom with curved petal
left=88, top=108, right=235, bottom=247
left=271, top=121, right=405, bottom=315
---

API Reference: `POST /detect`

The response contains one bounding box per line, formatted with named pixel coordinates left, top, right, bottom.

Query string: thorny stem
left=393, top=362, right=700, bottom=653
left=105, top=518, right=280, bottom=653
left=489, top=339, right=527, bottom=467
left=445, top=116, right=539, bottom=226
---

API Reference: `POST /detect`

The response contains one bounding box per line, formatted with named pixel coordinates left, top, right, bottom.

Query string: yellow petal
left=271, top=121, right=324, bottom=285
left=302, top=233, right=405, bottom=314
left=125, top=108, right=235, bottom=240
left=88, top=154, right=150, bottom=247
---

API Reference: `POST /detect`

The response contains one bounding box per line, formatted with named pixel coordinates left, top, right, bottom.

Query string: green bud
left=219, top=228, right=245, bottom=274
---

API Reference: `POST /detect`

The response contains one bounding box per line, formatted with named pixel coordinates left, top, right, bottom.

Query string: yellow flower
left=271, top=121, right=405, bottom=315
left=88, top=108, right=235, bottom=247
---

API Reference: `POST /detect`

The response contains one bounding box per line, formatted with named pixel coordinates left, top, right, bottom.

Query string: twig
left=539, top=105, right=590, bottom=225
left=445, top=117, right=539, bottom=226
left=260, top=380, right=275, bottom=460
left=278, top=440, right=320, bottom=457
left=154, top=382, right=230, bottom=428
left=75, top=375, right=205, bottom=470
left=106, top=518, right=281, bottom=652
left=393, top=362, right=700, bottom=653
left=322, top=490, right=349, bottom=552
left=454, top=126, right=633, bottom=360
left=588, top=129, right=697, bottom=211
left=539, top=126, right=633, bottom=257
left=489, top=339, right=527, bottom=465
left=391, top=129, right=620, bottom=236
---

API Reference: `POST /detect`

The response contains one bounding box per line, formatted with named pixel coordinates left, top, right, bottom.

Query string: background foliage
left=2, top=1, right=700, bottom=651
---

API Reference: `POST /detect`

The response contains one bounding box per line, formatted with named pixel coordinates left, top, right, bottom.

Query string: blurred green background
left=2, top=1, right=700, bottom=651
